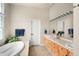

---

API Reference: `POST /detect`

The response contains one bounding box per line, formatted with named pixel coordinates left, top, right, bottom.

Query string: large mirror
left=50, top=14, right=73, bottom=40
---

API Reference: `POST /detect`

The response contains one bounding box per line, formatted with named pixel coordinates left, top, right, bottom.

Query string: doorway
left=30, top=20, right=41, bottom=46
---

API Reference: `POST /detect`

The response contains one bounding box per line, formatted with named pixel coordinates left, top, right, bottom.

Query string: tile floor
left=29, top=45, right=52, bottom=56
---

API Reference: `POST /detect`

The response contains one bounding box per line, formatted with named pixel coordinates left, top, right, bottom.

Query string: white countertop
left=44, top=35, right=73, bottom=52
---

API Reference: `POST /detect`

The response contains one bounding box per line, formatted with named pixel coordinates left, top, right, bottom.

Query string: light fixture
left=50, top=10, right=73, bottom=22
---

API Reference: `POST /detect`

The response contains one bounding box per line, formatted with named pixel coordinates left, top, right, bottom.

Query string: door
left=30, top=20, right=41, bottom=45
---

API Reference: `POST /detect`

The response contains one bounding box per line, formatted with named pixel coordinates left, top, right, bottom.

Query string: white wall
left=49, top=3, right=73, bottom=39
left=10, top=4, right=49, bottom=36
left=10, top=4, right=50, bottom=55
left=74, top=7, right=79, bottom=56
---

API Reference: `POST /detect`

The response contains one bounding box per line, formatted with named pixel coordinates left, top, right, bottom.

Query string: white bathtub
left=0, top=41, right=24, bottom=56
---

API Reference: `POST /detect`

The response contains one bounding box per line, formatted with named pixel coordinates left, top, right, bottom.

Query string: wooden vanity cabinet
left=43, top=37, right=73, bottom=56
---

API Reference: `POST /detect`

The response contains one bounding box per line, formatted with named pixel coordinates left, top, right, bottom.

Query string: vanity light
left=50, top=10, right=73, bottom=22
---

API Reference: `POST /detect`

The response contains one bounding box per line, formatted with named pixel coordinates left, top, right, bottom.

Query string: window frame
left=0, top=3, right=4, bottom=40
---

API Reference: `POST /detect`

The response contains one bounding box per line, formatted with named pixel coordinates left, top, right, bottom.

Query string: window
left=0, top=3, right=4, bottom=40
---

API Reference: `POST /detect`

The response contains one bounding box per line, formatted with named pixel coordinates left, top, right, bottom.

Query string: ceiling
left=12, top=3, right=54, bottom=8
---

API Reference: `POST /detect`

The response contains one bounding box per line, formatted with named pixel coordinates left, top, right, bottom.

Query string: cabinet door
left=44, top=38, right=52, bottom=51
left=47, top=39, right=53, bottom=51
left=50, top=41, right=55, bottom=55
left=54, top=44, right=59, bottom=56
left=50, top=41, right=55, bottom=50
left=44, top=37, right=48, bottom=47
left=46, top=42, right=51, bottom=51
left=51, top=43, right=59, bottom=56
left=68, top=52, right=73, bottom=56
left=59, top=46, right=68, bottom=56
left=67, top=50, right=73, bottom=56
left=63, top=48, right=68, bottom=56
